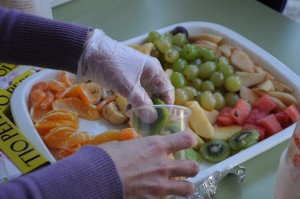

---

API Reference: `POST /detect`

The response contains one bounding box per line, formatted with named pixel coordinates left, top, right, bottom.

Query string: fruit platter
left=11, top=21, right=300, bottom=183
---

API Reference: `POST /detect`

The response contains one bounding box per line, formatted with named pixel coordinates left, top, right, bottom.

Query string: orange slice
left=52, top=97, right=100, bottom=120
left=30, top=81, right=49, bottom=92
left=58, top=71, right=75, bottom=88
left=30, top=106, right=53, bottom=123
left=29, top=89, right=46, bottom=109
left=47, top=80, right=66, bottom=93
left=55, top=84, right=94, bottom=105
left=88, top=128, right=138, bottom=145
left=39, top=109, right=79, bottom=122
left=64, top=131, right=91, bottom=148
left=39, top=91, right=55, bottom=110
left=57, top=146, right=80, bottom=160
left=76, top=84, right=94, bottom=105
left=43, top=126, right=77, bottom=149
left=35, top=120, right=79, bottom=135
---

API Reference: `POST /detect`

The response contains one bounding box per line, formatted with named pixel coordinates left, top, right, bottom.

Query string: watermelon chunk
left=243, top=123, right=266, bottom=141
left=253, top=94, right=277, bottom=114
left=216, top=107, right=236, bottom=126
left=244, top=108, right=268, bottom=125
left=284, top=104, right=300, bottom=123
left=230, top=99, right=251, bottom=125
left=275, top=111, right=292, bottom=128
left=258, top=114, right=283, bottom=137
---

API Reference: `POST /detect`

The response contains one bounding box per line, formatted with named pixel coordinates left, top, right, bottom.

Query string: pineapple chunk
left=185, top=101, right=214, bottom=139
left=212, top=125, right=242, bottom=141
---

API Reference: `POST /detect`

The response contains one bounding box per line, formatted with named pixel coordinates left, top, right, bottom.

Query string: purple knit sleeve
left=0, top=8, right=90, bottom=73
left=0, top=146, right=124, bottom=199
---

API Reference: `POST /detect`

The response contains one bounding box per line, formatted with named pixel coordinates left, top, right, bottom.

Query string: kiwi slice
left=184, top=148, right=201, bottom=162
left=131, top=98, right=170, bottom=136
left=228, top=129, right=260, bottom=151
left=161, top=123, right=182, bottom=135
left=200, top=139, right=230, bottom=163
left=174, top=148, right=201, bottom=162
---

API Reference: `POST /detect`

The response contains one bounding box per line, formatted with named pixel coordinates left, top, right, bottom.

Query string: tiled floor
left=283, top=0, right=300, bottom=23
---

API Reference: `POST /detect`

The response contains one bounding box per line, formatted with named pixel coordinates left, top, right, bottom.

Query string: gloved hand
left=76, top=29, right=174, bottom=111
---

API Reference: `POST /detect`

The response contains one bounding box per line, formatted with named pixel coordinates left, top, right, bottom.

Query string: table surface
left=52, top=0, right=300, bottom=198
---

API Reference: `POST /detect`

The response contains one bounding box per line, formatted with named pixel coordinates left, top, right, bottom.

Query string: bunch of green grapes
left=145, top=28, right=242, bottom=111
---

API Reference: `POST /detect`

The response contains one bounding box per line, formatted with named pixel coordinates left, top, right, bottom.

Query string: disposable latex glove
left=77, top=29, right=174, bottom=111
left=99, top=131, right=200, bottom=199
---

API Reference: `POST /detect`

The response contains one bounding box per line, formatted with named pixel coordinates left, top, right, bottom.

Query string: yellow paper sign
left=0, top=111, right=50, bottom=174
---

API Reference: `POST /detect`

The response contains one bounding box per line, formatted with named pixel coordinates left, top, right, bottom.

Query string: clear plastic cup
left=127, top=104, right=192, bottom=159
left=0, top=0, right=53, bottom=19
left=273, top=119, right=300, bottom=199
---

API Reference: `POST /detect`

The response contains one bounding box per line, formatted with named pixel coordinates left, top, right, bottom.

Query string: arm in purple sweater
left=0, top=146, right=124, bottom=199
left=0, top=8, right=124, bottom=198
left=0, top=8, right=89, bottom=73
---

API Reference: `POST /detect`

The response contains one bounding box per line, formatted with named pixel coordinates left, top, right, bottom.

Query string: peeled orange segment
left=64, top=131, right=91, bottom=148
left=57, top=148, right=74, bottom=159
left=120, top=128, right=140, bottom=139
left=38, top=91, right=55, bottom=110
left=55, top=84, right=94, bottom=105
left=47, top=80, right=66, bottom=93
left=43, top=126, right=77, bottom=149
left=88, top=128, right=138, bottom=145
left=38, top=109, right=79, bottom=122
left=34, top=120, right=79, bottom=135
left=76, top=84, right=95, bottom=105
left=52, top=97, right=100, bottom=120
left=57, top=145, right=80, bottom=160
left=58, top=71, right=75, bottom=88
left=29, top=89, right=46, bottom=109
left=30, top=81, right=49, bottom=92
left=30, top=106, right=53, bottom=123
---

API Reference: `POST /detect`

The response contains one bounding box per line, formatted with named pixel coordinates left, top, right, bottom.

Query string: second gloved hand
left=76, top=29, right=174, bottom=111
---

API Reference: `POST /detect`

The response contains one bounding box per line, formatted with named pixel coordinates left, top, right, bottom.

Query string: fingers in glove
left=141, top=57, right=175, bottom=104
left=126, top=85, right=158, bottom=123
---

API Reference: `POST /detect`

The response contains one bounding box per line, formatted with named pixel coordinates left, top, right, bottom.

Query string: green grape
left=224, top=75, right=242, bottom=92
left=218, top=64, right=234, bottom=77
left=150, top=46, right=161, bottom=58
left=224, top=92, right=240, bottom=107
left=162, top=62, right=172, bottom=70
left=170, top=72, right=186, bottom=88
left=154, top=37, right=172, bottom=54
left=189, top=58, right=202, bottom=66
left=183, top=64, right=200, bottom=80
left=163, top=33, right=173, bottom=43
left=164, top=48, right=180, bottom=63
left=196, top=91, right=202, bottom=101
left=216, top=56, right=229, bottom=69
left=197, top=47, right=216, bottom=62
left=189, top=78, right=202, bottom=90
left=199, top=91, right=216, bottom=111
left=200, top=80, right=215, bottom=92
left=146, top=31, right=161, bottom=43
left=173, top=45, right=182, bottom=53
left=213, top=92, right=225, bottom=111
left=183, top=86, right=198, bottom=100
left=198, top=61, right=217, bottom=79
left=215, top=86, right=227, bottom=95
left=180, top=44, right=198, bottom=61
left=172, top=58, right=188, bottom=72
left=173, top=33, right=188, bottom=47
left=175, top=88, right=189, bottom=106
left=210, top=71, right=225, bottom=88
